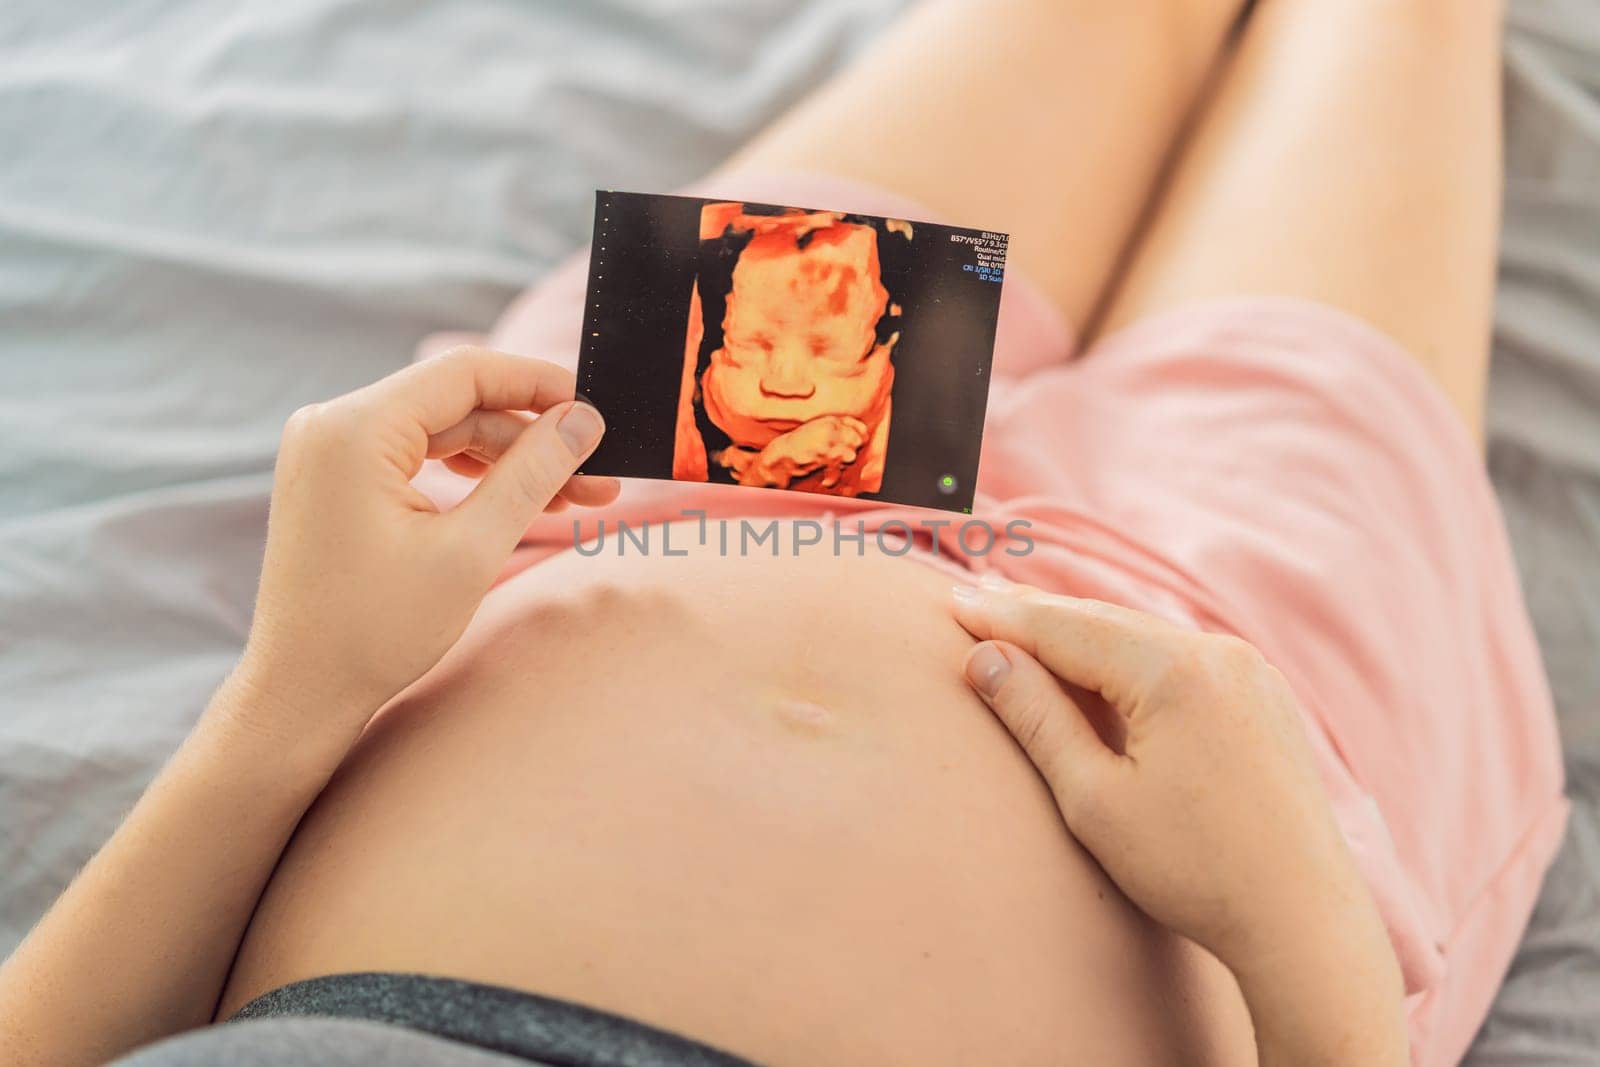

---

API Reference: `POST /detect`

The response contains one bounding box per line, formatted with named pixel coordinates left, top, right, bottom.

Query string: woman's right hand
left=950, top=580, right=1409, bottom=1066
left=234, top=348, right=616, bottom=762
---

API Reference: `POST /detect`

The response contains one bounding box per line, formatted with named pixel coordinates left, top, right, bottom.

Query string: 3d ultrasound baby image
left=576, top=191, right=1006, bottom=512
left=677, top=202, right=901, bottom=496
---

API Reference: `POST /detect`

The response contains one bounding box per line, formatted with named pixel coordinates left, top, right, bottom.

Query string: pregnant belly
left=218, top=522, right=1250, bottom=1065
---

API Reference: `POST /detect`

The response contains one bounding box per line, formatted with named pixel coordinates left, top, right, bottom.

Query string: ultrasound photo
left=575, top=191, right=1007, bottom=512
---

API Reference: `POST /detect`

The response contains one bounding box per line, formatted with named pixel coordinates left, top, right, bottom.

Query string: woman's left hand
left=234, top=346, right=618, bottom=752
left=950, top=581, right=1408, bottom=1066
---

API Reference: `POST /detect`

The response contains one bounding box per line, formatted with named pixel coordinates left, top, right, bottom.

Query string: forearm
left=1230, top=896, right=1410, bottom=1067
left=0, top=675, right=355, bottom=1067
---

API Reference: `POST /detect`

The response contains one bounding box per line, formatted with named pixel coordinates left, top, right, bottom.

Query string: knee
left=1277, top=0, right=1502, bottom=30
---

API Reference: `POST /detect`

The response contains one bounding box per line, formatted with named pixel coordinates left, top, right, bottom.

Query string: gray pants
left=111, top=973, right=762, bottom=1067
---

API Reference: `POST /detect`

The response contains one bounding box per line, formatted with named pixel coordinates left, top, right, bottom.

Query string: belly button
left=772, top=695, right=834, bottom=733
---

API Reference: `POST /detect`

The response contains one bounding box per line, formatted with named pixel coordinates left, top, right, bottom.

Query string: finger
left=427, top=410, right=533, bottom=462
left=366, top=346, right=577, bottom=435
left=451, top=401, right=605, bottom=555
left=951, top=585, right=1183, bottom=708
left=415, top=330, right=489, bottom=362
left=440, top=457, right=605, bottom=516
left=557, top=474, right=622, bottom=508
left=964, top=640, right=1121, bottom=821
left=442, top=453, right=490, bottom=479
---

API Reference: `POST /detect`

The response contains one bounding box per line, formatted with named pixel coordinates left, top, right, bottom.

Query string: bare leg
left=719, top=0, right=1249, bottom=329
left=1096, top=0, right=1503, bottom=433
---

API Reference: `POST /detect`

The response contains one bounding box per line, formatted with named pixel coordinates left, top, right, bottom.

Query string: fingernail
left=978, top=570, right=1011, bottom=590
left=966, top=643, right=1011, bottom=699
left=557, top=404, right=603, bottom=454
left=952, top=584, right=982, bottom=607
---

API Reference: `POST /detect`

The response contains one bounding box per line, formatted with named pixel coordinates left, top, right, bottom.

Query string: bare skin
left=722, top=0, right=1253, bottom=331
left=1095, top=0, right=1504, bottom=432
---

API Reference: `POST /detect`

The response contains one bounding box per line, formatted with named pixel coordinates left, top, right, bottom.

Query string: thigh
left=719, top=0, right=1247, bottom=329
left=1096, top=0, right=1503, bottom=433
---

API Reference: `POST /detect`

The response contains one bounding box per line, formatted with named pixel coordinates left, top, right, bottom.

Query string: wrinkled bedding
left=0, top=1, right=1595, bottom=1060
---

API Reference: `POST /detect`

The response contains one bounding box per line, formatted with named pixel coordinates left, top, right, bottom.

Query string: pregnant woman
left=0, top=1, right=1565, bottom=1065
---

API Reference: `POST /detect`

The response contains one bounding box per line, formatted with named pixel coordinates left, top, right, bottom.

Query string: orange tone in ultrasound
left=674, top=205, right=903, bottom=495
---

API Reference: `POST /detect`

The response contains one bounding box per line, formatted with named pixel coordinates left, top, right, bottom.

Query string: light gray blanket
left=1, top=1, right=1595, bottom=1061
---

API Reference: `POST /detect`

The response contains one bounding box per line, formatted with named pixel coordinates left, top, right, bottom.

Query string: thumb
left=964, top=640, right=1120, bottom=827
left=451, top=401, right=605, bottom=555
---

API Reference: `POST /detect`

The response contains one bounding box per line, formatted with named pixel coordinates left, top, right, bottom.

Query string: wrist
left=200, top=657, right=383, bottom=778
left=1205, top=841, right=1377, bottom=970
left=1227, top=896, right=1408, bottom=1066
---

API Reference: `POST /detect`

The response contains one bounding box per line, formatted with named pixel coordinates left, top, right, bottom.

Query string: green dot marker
left=940, top=475, right=955, bottom=490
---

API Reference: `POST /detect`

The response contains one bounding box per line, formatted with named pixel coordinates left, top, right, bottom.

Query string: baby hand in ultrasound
left=949, top=583, right=1398, bottom=985
left=236, top=347, right=617, bottom=754
left=722, top=414, right=867, bottom=488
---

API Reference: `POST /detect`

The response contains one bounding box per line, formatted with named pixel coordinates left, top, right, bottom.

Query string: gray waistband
left=230, top=972, right=763, bottom=1067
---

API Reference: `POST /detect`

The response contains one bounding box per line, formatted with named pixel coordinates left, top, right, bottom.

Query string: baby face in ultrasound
left=674, top=205, right=903, bottom=496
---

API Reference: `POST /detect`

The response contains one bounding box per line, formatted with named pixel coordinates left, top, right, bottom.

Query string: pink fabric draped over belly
left=414, top=173, right=1567, bottom=1066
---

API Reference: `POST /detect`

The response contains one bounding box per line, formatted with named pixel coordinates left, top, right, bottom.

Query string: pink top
left=416, top=172, right=1568, bottom=1066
